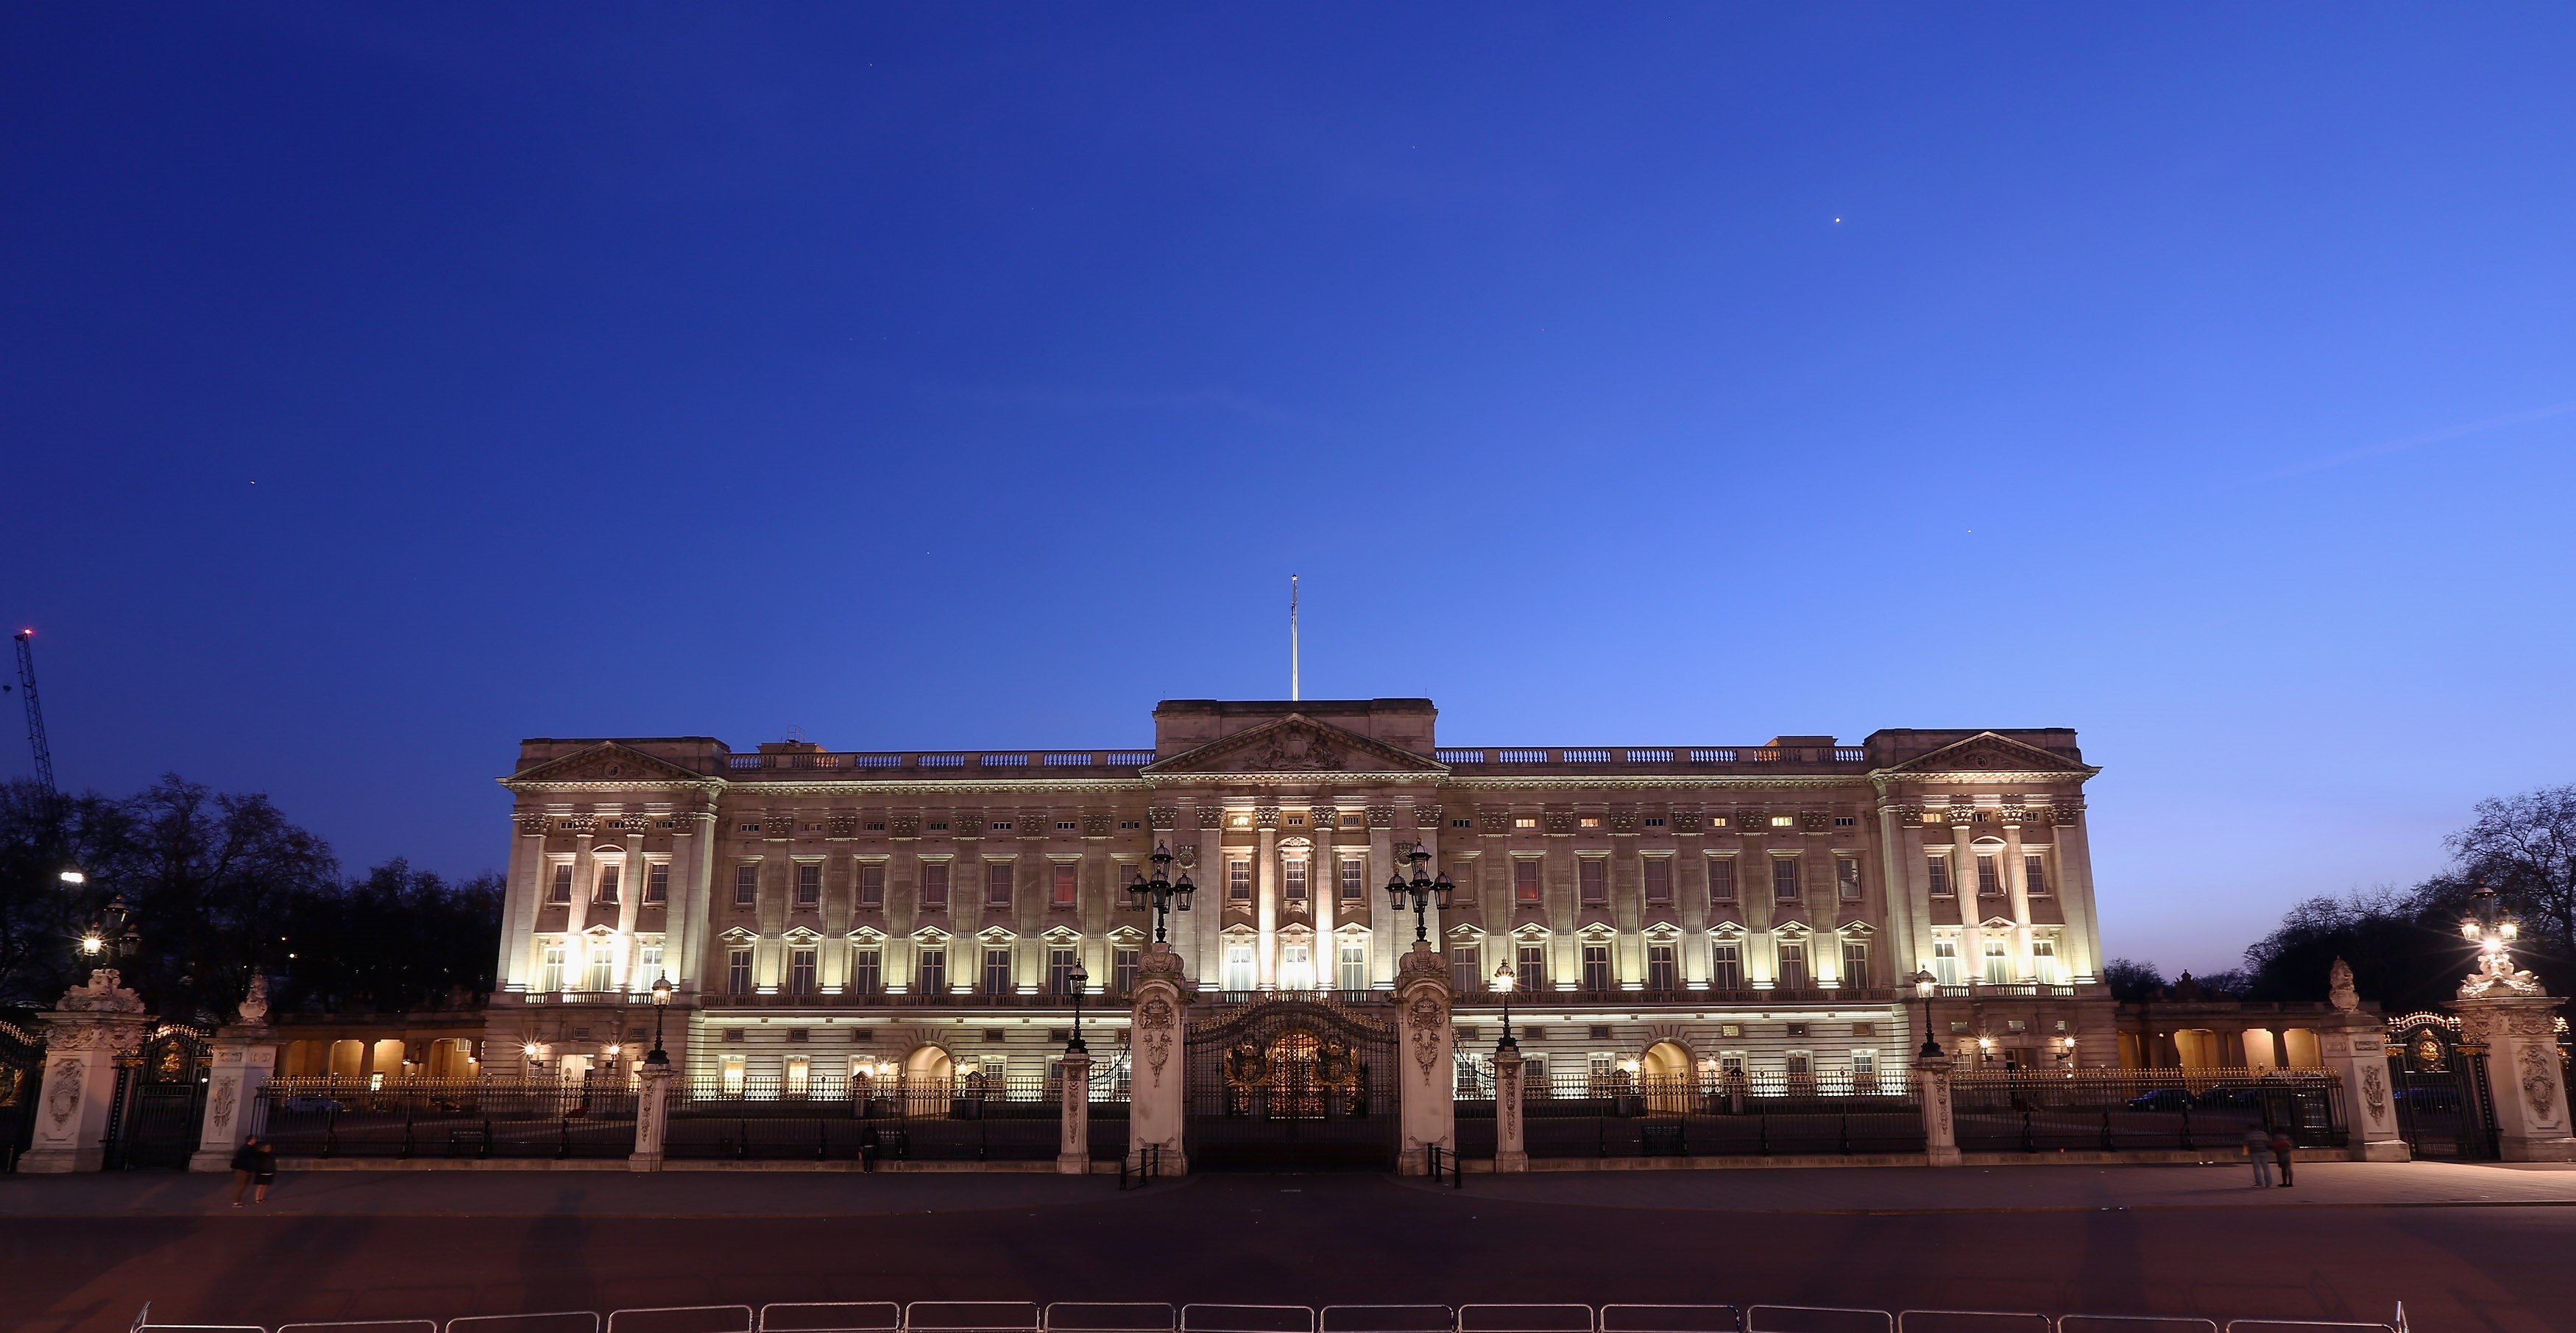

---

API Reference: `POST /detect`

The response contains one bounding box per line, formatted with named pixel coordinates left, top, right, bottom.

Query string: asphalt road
left=4, top=1163, right=2564, bottom=1333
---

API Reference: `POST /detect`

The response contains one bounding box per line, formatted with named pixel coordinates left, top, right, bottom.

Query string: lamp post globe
left=1911, top=967, right=1944, bottom=1058
left=1491, top=961, right=1518, bottom=1053
left=645, top=973, right=673, bottom=1068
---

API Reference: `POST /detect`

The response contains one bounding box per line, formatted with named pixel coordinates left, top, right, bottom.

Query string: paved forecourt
left=5, top=1161, right=2569, bottom=1333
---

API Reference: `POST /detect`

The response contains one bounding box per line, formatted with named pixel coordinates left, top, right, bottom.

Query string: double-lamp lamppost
left=1384, top=844, right=1454, bottom=943
left=1125, top=844, right=1195, bottom=944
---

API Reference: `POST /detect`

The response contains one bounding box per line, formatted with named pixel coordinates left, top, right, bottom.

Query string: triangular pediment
left=1143, top=714, right=1446, bottom=777
left=1880, top=732, right=2092, bottom=777
left=509, top=742, right=710, bottom=787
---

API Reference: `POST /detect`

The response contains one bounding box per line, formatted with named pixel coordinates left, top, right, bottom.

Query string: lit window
left=1515, top=860, right=1543, bottom=904
left=1841, top=940, right=1869, bottom=989
left=1449, top=945, right=1479, bottom=993
left=1581, top=944, right=1612, bottom=991
left=2032, top=940, right=2061, bottom=985
left=1710, top=942, right=1741, bottom=991
left=1578, top=816, right=1602, bottom=830
left=1047, top=947, right=1079, bottom=995
left=1933, top=938, right=1961, bottom=986
left=1836, top=857, right=1863, bottom=900
left=1051, top=863, right=1077, bottom=908
left=1340, top=859, right=1365, bottom=901
left=540, top=944, right=566, bottom=993
left=983, top=947, right=1013, bottom=994
left=851, top=949, right=881, bottom=994
left=1982, top=938, right=2011, bottom=985
left=1515, top=944, right=1546, bottom=993
left=1976, top=855, right=2002, bottom=896
left=1927, top=855, right=1952, bottom=896
left=1776, top=940, right=1809, bottom=991
left=1283, top=859, right=1309, bottom=902
left=1646, top=943, right=1677, bottom=991
left=594, top=866, right=620, bottom=905
left=549, top=863, right=573, bottom=905
left=1769, top=815, right=1794, bottom=828
left=1112, top=947, right=1139, bottom=993
left=1222, top=943, right=1255, bottom=991
left=2025, top=854, right=2051, bottom=897
left=1228, top=859, right=1253, bottom=902
left=917, top=947, right=947, bottom=994
left=726, top=947, right=753, bottom=995
left=788, top=948, right=818, bottom=994
left=1513, top=816, right=1538, bottom=830
left=584, top=944, right=614, bottom=992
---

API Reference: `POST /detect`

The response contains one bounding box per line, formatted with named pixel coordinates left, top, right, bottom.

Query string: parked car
left=277, top=1095, right=344, bottom=1114
left=2195, top=1084, right=2267, bottom=1109
left=2126, top=1088, right=2193, bottom=1111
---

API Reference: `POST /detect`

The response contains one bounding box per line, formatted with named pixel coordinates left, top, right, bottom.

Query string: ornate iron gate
left=0, top=1019, right=44, bottom=1173
left=1185, top=997, right=1397, bottom=1170
left=2387, top=1016, right=2497, bottom=1161
left=104, top=1025, right=211, bottom=1170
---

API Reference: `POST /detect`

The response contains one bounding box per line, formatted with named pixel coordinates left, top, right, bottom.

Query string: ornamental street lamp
left=79, top=893, right=139, bottom=961
left=1384, top=844, right=1454, bottom=944
left=645, top=973, right=673, bottom=1068
left=1067, top=962, right=1091, bottom=1053
left=1911, top=968, right=1943, bottom=1058
left=1124, top=844, right=1195, bottom=944
left=1491, top=961, right=1518, bottom=1053
left=2458, top=879, right=2542, bottom=997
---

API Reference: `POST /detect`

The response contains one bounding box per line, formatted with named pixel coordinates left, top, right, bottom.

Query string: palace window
left=1646, top=943, right=1677, bottom=991
left=1852, top=1047, right=1879, bottom=1091
left=584, top=942, right=615, bottom=992
left=1514, top=816, right=1538, bottom=830
left=983, top=947, right=1013, bottom=994
left=986, top=862, right=1013, bottom=907
left=1976, top=854, right=2002, bottom=896
left=1515, top=859, right=1543, bottom=904
left=1112, top=947, right=1139, bottom=994
left=917, top=948, right=947, bottom=995
left=783, top=1056, right=810, bottom=1097
left=548, top=863, right=573, bottom=905
left=595, top=866, right=620, bottom=906
left=1578, top=858, right=1607, bottom=905
left=1515, top=944, right=1546, bottom=994
left=788, top=948, right=818, bottom=995
left=1772, top=858, right=1801, bottom=901
left=1058, top=821, right=1079, bottom=831
left=2025, top=854, right=2051, bottom=897
left=1051, top=863, right=1077, bottom=908
left=1834, top=816, right=1857, bottom=827
left=1283, top=859, right=1309, bottom=903
left=733, top=864, right=758, bottom=907
left=858, top=862, right=885, bottom=907
left=1047, top=947, right=1079, bottom=996
left=720, top=1054, right=746, bottom=1095
left=1836, top=858, right=1863, bottom=900
left=1841, top=940, right=1870, bottom=989
left=636, top=941, right=664, bottom=986
left=1926, top=855, right=1952, bottom=897
left=921, top=862, right=949, bottom=910
left=1580, top=943, right=1612, bottom=992
left=1451, top=945, right=1480, bottom=994
left=1710, top=941, right=1741, bottom=991
left=540, top=944, right=566, bottom=993
left=1339, top=941, right=1367, bottom=991
left=1578, top=816, right=1602, bottom=830
left=851, top=948, right=881, bottom=995
left=2032, top=940, right=2062, bottom=986
left=1340, top=859, right=1365, bottom=902
left=1933, top=938, right=1961, bottom=986
left=1228, top=859, right=1253, bottom=903
left=1983, top=938, right=2011, bottom=985
left=644, top=862, right=669, bottom=905
left=1280, top=944, right=1313, bottom=991
left=1643, top=858, right=1671, bottom=904
left=1708, top=858, right=1736, bottom=903
left=726, top=947, right=753, bottom=995
left=1777, top=940, right=1810, bottom=991
left=796, top=863, right=821, bottom=907
left=1222, top=943, right=1255, bottom=991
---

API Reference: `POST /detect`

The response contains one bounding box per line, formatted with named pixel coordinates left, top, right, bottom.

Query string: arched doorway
left=902, top=1044, right=954, bottom=1086
left=1641, top=1041, right=1693, bottom=1113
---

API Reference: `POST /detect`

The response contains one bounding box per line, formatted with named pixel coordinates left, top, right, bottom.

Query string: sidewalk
left=4, top=1157, right=2572, bottom=1217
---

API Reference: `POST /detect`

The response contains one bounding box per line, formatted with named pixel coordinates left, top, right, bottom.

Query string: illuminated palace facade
left=486, top=699, right=2116, bottom=1091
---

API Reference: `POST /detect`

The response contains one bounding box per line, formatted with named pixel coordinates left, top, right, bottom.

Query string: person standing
left=229, top=1134, right=277, bottom=1206
left=2269, top=1128, right=2296, bottom=1189
left=2242, top=1125, right=2273, bottom=1187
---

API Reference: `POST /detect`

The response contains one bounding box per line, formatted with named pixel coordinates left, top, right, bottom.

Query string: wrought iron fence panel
left=665, top=1078, right=1057, bottom=1161
left=1524, top=1073, right=1921, bottom=1159
left=1086, top=1092, right=1130, bottom=1161
left=1948, top=1070, right=2344, bottom=1154
left=256, top=1078, right=636, bottom=1160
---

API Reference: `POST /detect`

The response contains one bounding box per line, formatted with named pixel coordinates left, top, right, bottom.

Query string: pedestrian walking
left=2269, top=1129, right=2295, bottom=1189
left=2241, top=1126, right=2273, bottom=1186
left=230, top=1135, right=277, bottom=1206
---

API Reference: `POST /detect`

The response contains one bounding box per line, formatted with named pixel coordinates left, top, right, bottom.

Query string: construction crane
left=10, top=628, right=57, bottom=801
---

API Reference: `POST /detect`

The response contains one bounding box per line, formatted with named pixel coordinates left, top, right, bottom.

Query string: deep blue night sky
left=5, top=6, right=2572, bottom=972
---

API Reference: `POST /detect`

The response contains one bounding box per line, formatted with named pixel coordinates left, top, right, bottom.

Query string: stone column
left=1125, top=942, right=1189, bottom=1175
left=2000, top=812, right=2034, bottom=974
left=1057, top=1048, right=1092, bottom=1174
left=629, top=1058, right=672, bottom=1171
left=1917, top=1053, right=1959, bottom=1166
left=1312, top=809, right=1335, bottom=989
left=190, top=977, right=277, bottom=1172
left=2049, top=798, right=2103, bottom=980
left=1492, top=1044, right=1529, bottom=1173
left=2314, top=1009, right=2407, bottom=1161
left=24, top=970, right=155, bottom=1174
left=1393, top=941, right=1455, bottom=1176
left=2454, top=994, right=2576, bottom=1161
left=1255, top=810, right=1278, bottom=989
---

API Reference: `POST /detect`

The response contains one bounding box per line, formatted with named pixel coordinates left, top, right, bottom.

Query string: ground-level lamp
left=1125, top=844, right=1195, bottom=944
left=1384, top=844, right=1454, bottom=943
left=1491, top=961, right=1518, bottom=1053
left=1911, top=968, right=1943, bottom=1058
left=1066, top=961, right=1091, bottom=1053
left=645, top=973, right=673, bottom=1068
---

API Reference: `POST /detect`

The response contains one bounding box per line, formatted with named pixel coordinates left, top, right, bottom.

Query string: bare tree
left=2448, top=785, right=2576, bottom=988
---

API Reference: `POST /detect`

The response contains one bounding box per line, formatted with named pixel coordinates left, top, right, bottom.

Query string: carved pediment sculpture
left=1880, top=732, right=2096, bottom=778
left=509, top=742, right=710, bottom=787
left=1146, top=714, right=1444, bottom=777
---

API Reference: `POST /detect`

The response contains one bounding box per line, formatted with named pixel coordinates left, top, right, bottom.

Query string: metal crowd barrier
left=131, top=1301, right=2407, bottom=1333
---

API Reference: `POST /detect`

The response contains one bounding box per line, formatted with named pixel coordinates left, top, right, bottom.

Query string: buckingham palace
left=482, top=698, right=2117, bottom=1103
